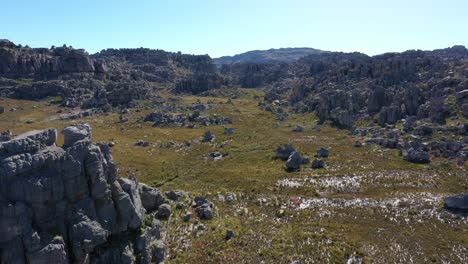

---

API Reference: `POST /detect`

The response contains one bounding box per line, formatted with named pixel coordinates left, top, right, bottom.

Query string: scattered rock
left=135, top=139, right=150, bottom=147
left=275, top=143, right=296, bottom=160
left=403, top=148, right=430, bottom=164
left=224, top=127, right=235, bottom=134
left=157, top=204, right=172, bottom=220
left=196, top=203, right=214, bottom=220
left=183, top=212, right=192, bottom=222
left=317, top=147, right=329, bottom=158
left=225, top=229, right=235, bottom=241
left=139, top=183, right=166, bottom=212
left=201, top=131, right=215, bottom=142
left=166, top=190, right=187, bottom=201
left=292, top=125, right=304, bottom=132
left=354, top=140, right=362, bottom=147
left=286, top=151, right=303, bottom=172
left=444, top=194, right=468, bottom=214
left=311, top=159, right=325, bottom=169
left=208, top=151, right=223, bottom=160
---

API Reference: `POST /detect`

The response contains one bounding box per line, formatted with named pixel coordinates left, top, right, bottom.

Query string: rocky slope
left=0, top=39, right=222, bottom=107
left=214, top=47, right=325, bottom=65
left=250, top=47, right=468, bottom=128
left=0, top=123, right=217, bottom=263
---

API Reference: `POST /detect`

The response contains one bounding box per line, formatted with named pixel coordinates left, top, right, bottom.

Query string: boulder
left=224, top=127, right=235, bottom=134
left=292, top=126, right=304, bottom=132
left=62, top=123, right=91, bottom=147
left=134, top=140, right=150, bottom=147
left=275, top=144, right=296, bottom=160
left=0, top=124, right=166, bottom=263
left=196, top=203, right=214, bottom=220
left=157, top=204, right=172, bottom=220
left=201, top=131, right=215, bottom=142
left=139, top=183, right=165, bottom=212
left=166, top=190, right=187, bottom=201
left=225, top=229, right=235, bottom=240
left=316, top=147, right=329, bottom=158
left=286, top=151, right=303, bottom=171
left=444, top=194, right=468, bottom=213
left=378, top=105, right=401, bottom=126
left=311, top=159, right=325, bottom=169
left=403, top=148, right=430, bottom=164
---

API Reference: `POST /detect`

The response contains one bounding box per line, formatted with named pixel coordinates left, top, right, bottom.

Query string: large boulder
left=403, top=148, right=430, bottom=164
left=316, top=147, right=329, bottom=158
left=0, top=125, right=166, bottom=263
left=139, top=183, right=166, bottom=212
left=62, top=123, right=91, bottom=147
left=275, top=144, right=296, bottom=160
left=285, top=151, right=303, bottom=172
left=444, top=194, right=468, bottom=213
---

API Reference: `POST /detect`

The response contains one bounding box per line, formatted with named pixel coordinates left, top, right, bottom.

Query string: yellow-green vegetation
left=0, top=90, right=466, bottom=263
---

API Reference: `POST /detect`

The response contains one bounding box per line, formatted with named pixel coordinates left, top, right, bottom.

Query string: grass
left=0, top=89, right=467, bottom=263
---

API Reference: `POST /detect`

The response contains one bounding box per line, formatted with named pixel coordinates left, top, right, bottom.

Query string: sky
left=1, top=0, right=467, bottom=57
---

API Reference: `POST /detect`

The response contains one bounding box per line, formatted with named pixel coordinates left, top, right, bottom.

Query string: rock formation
left=0, top=124, right=166, bottom=263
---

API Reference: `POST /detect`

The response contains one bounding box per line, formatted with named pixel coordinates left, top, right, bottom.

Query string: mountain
left=214, top=47, right=325, bottom=65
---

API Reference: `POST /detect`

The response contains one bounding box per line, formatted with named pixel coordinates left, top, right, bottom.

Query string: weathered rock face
left=0, top=40, right=222, bottom=109
left=258, top=46, right=468, bottom=129
left=444, top=194, right=468, bottom=214
left=379, top=105, right=402, bottom=126
left=0, top=41, right=95, bottom=79
left=0, top=124, right=164, bottom=263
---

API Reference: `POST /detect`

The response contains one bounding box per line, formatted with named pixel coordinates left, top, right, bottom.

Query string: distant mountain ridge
left=214, top=47, right=325, bottom=64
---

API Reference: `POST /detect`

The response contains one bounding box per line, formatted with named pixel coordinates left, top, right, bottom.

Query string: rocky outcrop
left=142, top=111, right=232, bottom=127
left=0, top=40, right=222, bottom=108
left=259, top=46, right=468, bottom=130
left=0, top=41, right=95, bottom=79
left=0, top=124, right=165, bottom=263
left=444, top=194, right=468, bottom=214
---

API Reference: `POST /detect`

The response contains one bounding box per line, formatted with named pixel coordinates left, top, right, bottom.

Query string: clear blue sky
left=2, top=0, right=467, bottom=57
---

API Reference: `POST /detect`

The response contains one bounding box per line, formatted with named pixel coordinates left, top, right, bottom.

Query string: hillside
left=214, top=47, right=325, bottom=65
left=0, top=40, right=467, bottom=263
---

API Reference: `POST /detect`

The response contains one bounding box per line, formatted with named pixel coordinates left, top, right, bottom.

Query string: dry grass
left=0, top=90, right=466, bottom=263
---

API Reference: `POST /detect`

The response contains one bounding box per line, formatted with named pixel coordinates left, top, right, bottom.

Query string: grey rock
left=157, top=204, right=172, bottom=219
left=134, top=139, right=149, bottom=147
left=0, top=124, right=168, bottom=263
left=202, top=131, right=215, bottom=142
left=139, top=183, right=165, bottom=212
left=26, top=236, right=68, bottom=264
left=286, top=151, right=303, bottom=172
left=292, top=125, right=304, bottom=132
left=226, top=192, right=236, bottom=202
left=316, top=147, right=329, bottom=158
left=224, top=127, right=235, bottom=134
left=225, top=229, right=234, bottom=240
left=275, top=144, right=296, bottom=161
left=151, top=240, right=165, bottom=263
left=194, top=196, right=208, bottom=207
left=378, top=105, right=401, bottom=126
left=183, top=212, right=192, bottom=222
left=444, top=194, right=468, bottom=213
left=208, top=151, right=223, bottom=159
left=196, top=203, right=214, bottom=220
left=62, top=123, right=91, bottom=147
left=166, top=190, right=187, bottom=201
left=403, top=148, right=430, bottom=164
left=311, top=159, right=325, bottom=169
